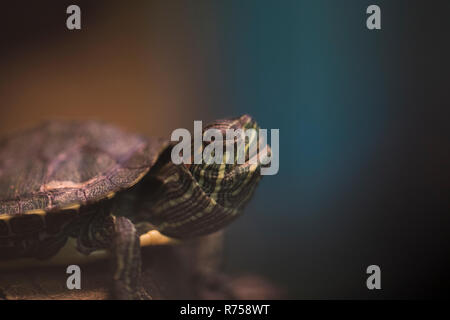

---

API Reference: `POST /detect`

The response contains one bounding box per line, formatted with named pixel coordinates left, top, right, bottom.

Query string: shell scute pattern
left=0, top=200, right=20, bottom=215
left=20, top=195, right=50, bottom=213
left=0, top=121, right=166, bottom=218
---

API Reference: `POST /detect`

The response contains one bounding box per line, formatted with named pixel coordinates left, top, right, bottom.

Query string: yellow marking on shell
left=140, top=230, right=178, bottom=246
left=23, top=209, right=46, bottom=215
left=106, top=191, right=116, bottom=199
left=60, top=203, right=81, bottom=211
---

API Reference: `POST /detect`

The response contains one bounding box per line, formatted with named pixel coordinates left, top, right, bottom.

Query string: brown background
left=0, top=1, right=224, bottom=138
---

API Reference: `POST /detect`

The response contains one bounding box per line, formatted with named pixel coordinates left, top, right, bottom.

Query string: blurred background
left=0, top=0, right=448, bottom=299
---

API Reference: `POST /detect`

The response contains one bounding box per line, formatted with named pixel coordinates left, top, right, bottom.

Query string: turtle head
left=144, top=115, right=271, bottom=238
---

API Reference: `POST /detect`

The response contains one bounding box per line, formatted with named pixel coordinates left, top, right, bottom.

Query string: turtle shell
left=0, top=121, right=168, bottom=220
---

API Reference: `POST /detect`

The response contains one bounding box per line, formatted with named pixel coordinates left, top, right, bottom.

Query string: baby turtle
left=0, top=115, right=268, bottom=299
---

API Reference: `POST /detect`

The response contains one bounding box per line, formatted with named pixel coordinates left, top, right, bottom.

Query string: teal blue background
left=197, top=0, right=449, bottom=298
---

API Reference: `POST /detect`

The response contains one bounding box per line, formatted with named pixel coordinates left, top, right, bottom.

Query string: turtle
left=0, top=114, right=269, bottom=299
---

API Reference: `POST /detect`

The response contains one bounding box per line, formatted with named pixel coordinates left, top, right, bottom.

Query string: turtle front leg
left=111, top=216, right=151, bottom=300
